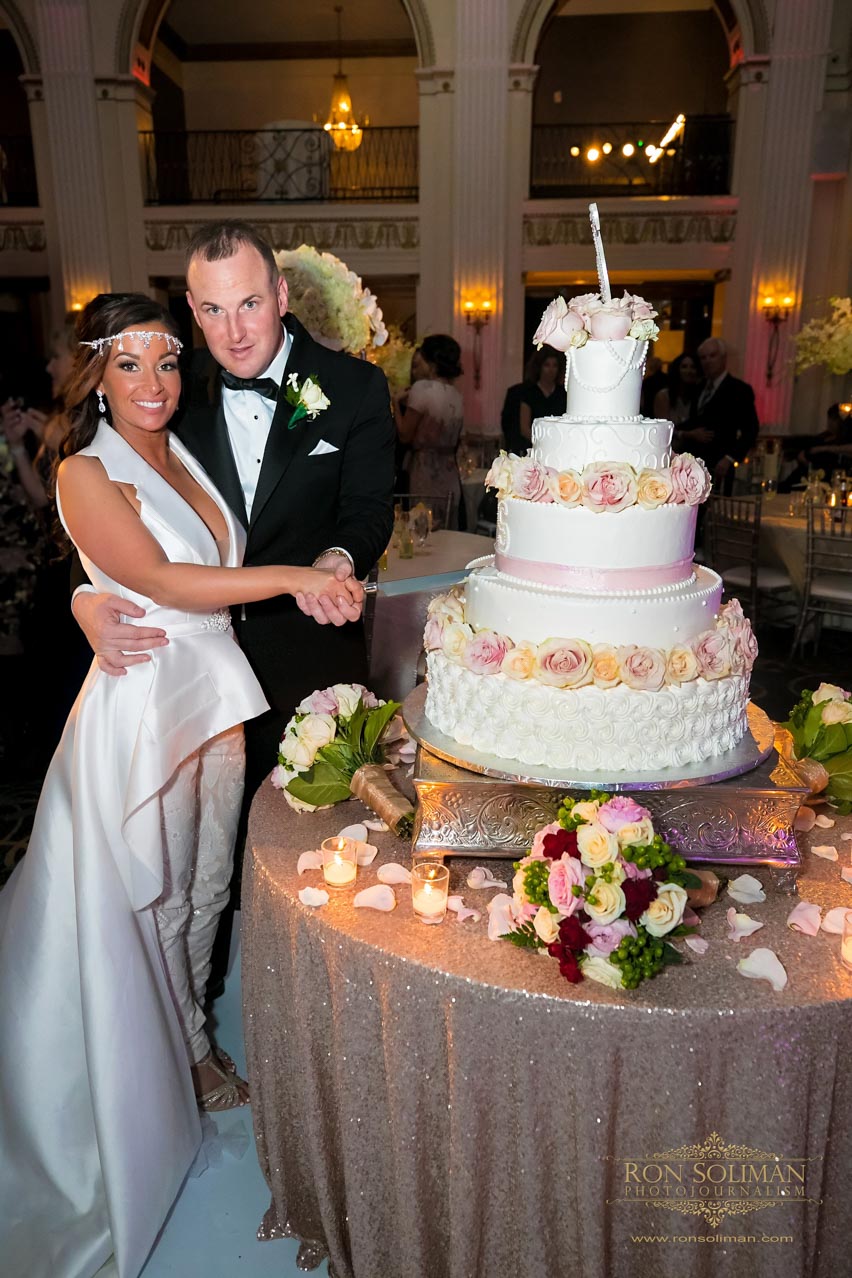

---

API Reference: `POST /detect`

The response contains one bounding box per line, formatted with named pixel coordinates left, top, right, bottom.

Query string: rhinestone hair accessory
left=79, top=330, right=183, bottom=355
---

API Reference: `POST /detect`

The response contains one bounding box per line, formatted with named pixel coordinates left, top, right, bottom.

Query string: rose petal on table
left=727, top=874, right=766, bottom=905
left=841, top=832, right=852, bottom=842
left=685, top=936, right=709, bottom=956
left=682, top=906, right=701, bottom=927
left=447, top=895, right=481, bottom=923
left=727, top=907, right=765, bottom=942
left=338, top=823, right=368, bottom=843
left=815, top=815, right=836, bottom=829
left=794, top=807, right=816, bottom=832
left=355, top=843, right=379, bottom=866
left=297, top=850, right=323, bottom=875
left=377, top=862, right=412, bottom=885
left=467, top=866, right=508, bottom=891
left=812, top=845, right=839, bottom=861
left=486, top=893, right=518, bottom=940
left=786, top=901, right=822, bottom=935
left=841, top=867, right=852, bottom=885
left=363, top=818, right=389, bottom=832
left=354, top=884, right=396, bottom=911
left=736, top=948, right=788, bottom=992
left=398, top=739, right=418, bottom=763
left=821, top=906, right=850, bottom=935
left=298, top=886, right=329, bottom=908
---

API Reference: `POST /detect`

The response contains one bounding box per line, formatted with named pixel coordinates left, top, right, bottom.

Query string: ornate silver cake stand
left=403, top=685, right=809, bottom=885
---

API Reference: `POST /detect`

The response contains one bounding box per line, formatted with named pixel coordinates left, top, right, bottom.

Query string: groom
left=73, top=221, right=395, bottom=980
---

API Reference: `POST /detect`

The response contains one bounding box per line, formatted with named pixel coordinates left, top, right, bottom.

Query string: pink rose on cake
left=636, top=468, right=674, bottom=508
left=716, top=602, right=759, bottom=674
left=552, top=469, right=583, bottom=507
left=442, top=621, right=473, bottom=665
left=423, top=614, right=445, bottom=652
left=665, top=644, right=700, bottom=684
left=512, top=457, right=555, bottom=503
left=591, top=643, right=622, bottom=688
left=427, top=587, right=465, bottom=626
left=500, top=642, right=537, bottom=681
left=464, top=629, right=510, bottom=675
left=670, top=453, right=712, bottom=505
left=692, top=629, right=732, bottom=680
left=617, top=644, right=667, bottom=691
left=485, top=451, right=515, bottom=499
left=589, top=309, right=632, bottom=342
left=581, top=461, right=638, bottom=513
left=532, top=297, right=587, bottom=353
left=535, top=637, right=593, bottom=687
left=548, top=853, right=587, bottom=917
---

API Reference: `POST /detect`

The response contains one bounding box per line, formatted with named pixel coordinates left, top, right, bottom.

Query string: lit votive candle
left=842, top=911, right=852, bottom=971
left=411, top=861, right=450, bottom=925
left=321, top=836, right=358, bottom=888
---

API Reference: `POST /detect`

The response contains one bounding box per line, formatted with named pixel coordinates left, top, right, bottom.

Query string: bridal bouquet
left=492, top=793, right=701, bottom=988
left=781, top=684, right=852, bottom=812
left=274, top=245, right=388, bottom=355
left=272, top=683, right=415, bottom=835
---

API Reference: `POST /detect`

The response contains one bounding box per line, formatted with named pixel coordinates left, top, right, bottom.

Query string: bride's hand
left=291, top=560, right=364, bottom=626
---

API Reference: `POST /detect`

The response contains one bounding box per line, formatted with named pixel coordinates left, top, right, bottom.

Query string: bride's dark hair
left=58, top=293, right=182, bottom=469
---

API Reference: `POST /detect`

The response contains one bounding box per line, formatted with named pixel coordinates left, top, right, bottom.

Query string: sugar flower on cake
left=484, top=451, right=515, bottom=500
left=551, top=469, right=583, bottom=506
left=665, top=645, right=700, bottom=685
left=692, top=629, right=733, bottom=681
left=617, top=644, right=667, bottom=691
left=442, top=621, right=474, bottom=665
left=464, top=630, right=511, bottom=675
left=591, top=644, right=622, bottom=688
left=636, top=468, right=674, bottom=509
left=500, top=642, right=537, bottom=681
left=581, top=462, right=638, bottom=513
left=670, top=452, right=712, bottom=505
left=512, top=457, right=555, bottom=503
left=535, top=637, right=593, bottom=687
left=427, top=585, right=466, bottom=627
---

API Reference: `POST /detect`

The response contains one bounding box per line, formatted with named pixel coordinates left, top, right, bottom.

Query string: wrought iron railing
left=530, top=116, right=733, bottom=198
left=0, top=136, right=38, bottom=207
left=141, top=127, right=419, bottom=204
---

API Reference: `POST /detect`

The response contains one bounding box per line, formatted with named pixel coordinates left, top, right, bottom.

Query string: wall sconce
left=463, top=299, right=493, bottom=390
left=838, top=402, right=852, bottom=421
left=762, top=293, right=793, bottom=386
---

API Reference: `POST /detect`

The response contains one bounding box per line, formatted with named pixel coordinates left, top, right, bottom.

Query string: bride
left=0, top=293, right=363, bottom=1278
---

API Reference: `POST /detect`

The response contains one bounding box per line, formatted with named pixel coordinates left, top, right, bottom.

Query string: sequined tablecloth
left=243, top=785, right=852, bottom=1278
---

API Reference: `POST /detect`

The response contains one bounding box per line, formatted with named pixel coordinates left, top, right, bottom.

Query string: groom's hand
left=72, top=590, right=168, bottom=676
left=297, top=553, right=364, bottom=626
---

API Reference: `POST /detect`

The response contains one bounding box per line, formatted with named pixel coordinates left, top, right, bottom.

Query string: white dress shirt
left=222, top=328, right=292, bottom=520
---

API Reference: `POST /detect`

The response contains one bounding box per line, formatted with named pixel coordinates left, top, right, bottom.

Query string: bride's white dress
left=0, top=423, right=269, bottom=1278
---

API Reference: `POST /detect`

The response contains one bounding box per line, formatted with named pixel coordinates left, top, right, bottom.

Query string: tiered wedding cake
left=423, top=288, right=757, bottom=773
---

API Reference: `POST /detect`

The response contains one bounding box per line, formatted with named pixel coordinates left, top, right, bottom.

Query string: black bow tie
left=221, top=371, right=280, bottom=401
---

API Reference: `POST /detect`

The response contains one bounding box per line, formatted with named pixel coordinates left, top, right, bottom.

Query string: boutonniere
left=284, top=373, right=331, bottom=430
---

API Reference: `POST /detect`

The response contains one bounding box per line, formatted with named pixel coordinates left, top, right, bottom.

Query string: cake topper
left=589, top=203, right=611, bottom=304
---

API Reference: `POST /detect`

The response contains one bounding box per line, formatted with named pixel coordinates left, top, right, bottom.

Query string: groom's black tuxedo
left=175, top=313, right=395, bottom=804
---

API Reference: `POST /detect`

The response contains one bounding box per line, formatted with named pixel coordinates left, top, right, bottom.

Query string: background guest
left=394, top=334, right=465, bottom=528
left=780, top=404, right=852, bottom=491
left=653, top=351, right=701, bottom=425
left=391, top=344, right=429, bottom=493
left=674, top=337, right=759, bottom=491
left=518, top=346, right=566, bottom=447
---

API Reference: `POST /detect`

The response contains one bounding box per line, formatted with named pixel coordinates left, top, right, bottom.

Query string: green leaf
left=803, top=702, right=826, bottom=750
left=287, top=756, right=351, bottom=807
left=844, top=724, right=852, bottom=750
left=670, top=924, right=698, bottom=937
left=342, top=702, right=370, bottom=757
left=362, top=700, right=402, bottom=761
left=811, top=722, right=848, bottom=762
left=287, top=404, right=307, bottom=430
left=503, top=922, right=545, bottom=950
left=661, top=942, right=685, bottom=966
left=318, top=742, right=358, bottom=776
left=825, top=750, right=852, bottom=801
left=680, top=871, right=702, bottom=890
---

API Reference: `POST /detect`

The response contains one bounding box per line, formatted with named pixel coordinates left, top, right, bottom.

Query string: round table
left=243, top=785, right=852, bottom=1278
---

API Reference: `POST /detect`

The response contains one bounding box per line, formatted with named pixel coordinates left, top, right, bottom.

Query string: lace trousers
left=154, top=724, right=245, bottom=1065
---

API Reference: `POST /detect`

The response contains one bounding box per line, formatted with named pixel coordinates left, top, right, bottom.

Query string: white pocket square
left=308, top=439, right=339, bottom=456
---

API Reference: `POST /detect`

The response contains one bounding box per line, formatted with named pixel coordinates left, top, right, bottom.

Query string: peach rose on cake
left=512, top=457, right=554, bottom=503
left=618, top=644, right=666, bottom=691
left=591, top=644, right=622, bottom=689
left=670, top=452, right=712, bottom=505
left=464, top=629, right=510, bottom=675
left=552, top=469, right=583, bottom=507
left=581, top=462, right=638, bottom=513
left=665, top=644, right=700, bottom=685
left=427, top=588, right=465, bottom=626
left=535, top=637, right=594, bottom=687
left=442, top=621, right=473, bottom=665
left=485, top=451, right=515, bottom=499
left=500, top=642, right=537, bottom=681
left=636, top=468, right=674, bottom=509
left=693, top=629, right=732, bottom=680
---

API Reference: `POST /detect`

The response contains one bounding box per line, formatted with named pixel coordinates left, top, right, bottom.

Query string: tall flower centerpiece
left=793, top=298, right=852, bottom=377
left=274, top=244, right=388, bottom=355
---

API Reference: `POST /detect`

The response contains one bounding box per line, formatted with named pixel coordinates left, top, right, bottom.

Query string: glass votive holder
left=411, top=861, right=450, bottom=925
left=841, top=911, right=852, bottom=972
left=320, top=836, right=358, bottom=889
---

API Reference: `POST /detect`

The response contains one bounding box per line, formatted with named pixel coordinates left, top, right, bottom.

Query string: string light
left=622, top=143, right=635, bottom=157
left=586, top=147, right=600, bottom=162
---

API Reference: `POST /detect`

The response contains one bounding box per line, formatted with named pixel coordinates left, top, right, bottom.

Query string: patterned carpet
left=0, top=625, right=848, bottom=888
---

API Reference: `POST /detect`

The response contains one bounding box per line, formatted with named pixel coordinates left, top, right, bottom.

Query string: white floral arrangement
left=485, top=451, right=711, bottom=511
left=793, top=297, right=852, bottom=377
left=366, top=324, right=417, bottom=394
left=487, top=792, right=701, bottom=988
left=424, top=591, right=757, bottom=690
left=274, top=244, right=388, bottom=355
left=533, top=291, right=660, bottom=352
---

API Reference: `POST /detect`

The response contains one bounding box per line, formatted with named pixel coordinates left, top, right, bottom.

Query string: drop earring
left=97, top=390, right=106, bottom=415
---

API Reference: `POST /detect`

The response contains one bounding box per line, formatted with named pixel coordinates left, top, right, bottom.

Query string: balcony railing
left=141, top=127, right=419, bottom=205
left=0, top=136, right=38, bottom=207
left=530, top=116, right=732, bottom=198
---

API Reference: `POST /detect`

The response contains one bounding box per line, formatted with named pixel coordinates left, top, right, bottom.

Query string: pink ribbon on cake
left=495, top=552, right=693, bottom=590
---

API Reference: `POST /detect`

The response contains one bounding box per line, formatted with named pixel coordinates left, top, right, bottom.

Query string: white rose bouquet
left=781, top=684, right=852, bottom=812
left=272, top=683, right=414, bottom=834
left=274, top=244, right=388, bottom=355
left=495, top=791, right=704, bottom=988
left=793, top=297, right=852, bottom=376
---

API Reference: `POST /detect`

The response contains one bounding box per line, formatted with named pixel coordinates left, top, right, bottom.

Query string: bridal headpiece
left=79, top=331, right=183, bottom=355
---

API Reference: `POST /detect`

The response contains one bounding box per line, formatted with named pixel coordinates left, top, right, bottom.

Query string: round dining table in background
left=243, top=783, right=852, bottom=1278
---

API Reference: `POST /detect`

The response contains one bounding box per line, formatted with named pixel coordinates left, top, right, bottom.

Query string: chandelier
left=324, top=5, right=364, bottom=152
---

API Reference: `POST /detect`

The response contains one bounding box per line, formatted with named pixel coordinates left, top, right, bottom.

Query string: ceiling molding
left=165, top=37, right=418, bottom=63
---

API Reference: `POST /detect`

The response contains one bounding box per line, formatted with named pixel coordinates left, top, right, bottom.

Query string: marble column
left=504, top=63, right=538, bottom=397
left=415, top=66, right=456, bottom=337
left=93, top=75, right=151, bottom=294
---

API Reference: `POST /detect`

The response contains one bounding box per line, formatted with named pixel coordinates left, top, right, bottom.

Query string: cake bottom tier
left=425, top=651, right=751, bottom=773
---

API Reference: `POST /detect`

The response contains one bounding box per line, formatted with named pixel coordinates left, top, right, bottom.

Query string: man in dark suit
left=72, top=221, right=395, bottom=990
left=674, top=338, right=760, bottom=492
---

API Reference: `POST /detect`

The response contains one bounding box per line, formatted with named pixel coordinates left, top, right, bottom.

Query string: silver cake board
left=403, top=686, right=809, bottom=887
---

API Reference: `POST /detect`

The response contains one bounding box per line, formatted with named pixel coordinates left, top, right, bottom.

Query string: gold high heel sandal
left=193, top=1051, right=249, bottom=1111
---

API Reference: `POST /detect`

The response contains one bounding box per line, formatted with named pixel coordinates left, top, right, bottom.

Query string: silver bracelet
left=313, top=546, right=355, bottom=573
